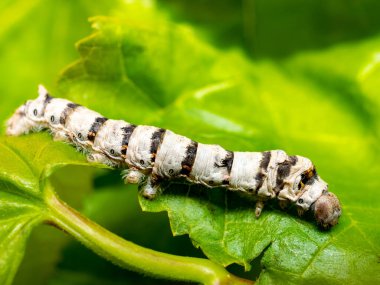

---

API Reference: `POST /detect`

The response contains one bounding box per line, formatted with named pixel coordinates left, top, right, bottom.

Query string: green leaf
left=0, top=182, right=41, bottom=285
left=12, top=166, right=94, bottom=285
left=160, top=0, right=380, bottom=58
left=0, top=133, right=95, bottom=285
left=56, top=8, right=380, bottom=284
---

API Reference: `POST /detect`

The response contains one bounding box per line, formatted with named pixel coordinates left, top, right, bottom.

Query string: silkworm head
left=292, top=159, right=342, bottom=229
left=311, top=192, right=341, bottom=230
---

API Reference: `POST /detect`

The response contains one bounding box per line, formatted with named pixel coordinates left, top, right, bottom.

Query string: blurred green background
left=1, top=0, right=379, bottom=284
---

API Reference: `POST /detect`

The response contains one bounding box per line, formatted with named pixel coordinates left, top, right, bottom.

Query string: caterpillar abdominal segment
left=6, top=85, right=342, bottom=229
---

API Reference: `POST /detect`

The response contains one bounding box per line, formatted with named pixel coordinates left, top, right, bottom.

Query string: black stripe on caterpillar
left=6, top=85, right=342, bottom=229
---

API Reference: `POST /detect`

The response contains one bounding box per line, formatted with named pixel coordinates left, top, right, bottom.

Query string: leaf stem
left=45, top=187, right=253, bottom=285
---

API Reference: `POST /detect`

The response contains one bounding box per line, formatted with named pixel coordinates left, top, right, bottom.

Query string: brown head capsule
left=311, top=192, right=341, bottom=230
left=289, top=156, right=341, bottom=229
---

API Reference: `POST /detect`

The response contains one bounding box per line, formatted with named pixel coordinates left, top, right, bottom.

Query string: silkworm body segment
left=6, top=85, right=342, bottom=229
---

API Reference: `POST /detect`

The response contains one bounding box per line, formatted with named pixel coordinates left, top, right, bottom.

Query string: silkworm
left=6, top=85, right=342, bottom=229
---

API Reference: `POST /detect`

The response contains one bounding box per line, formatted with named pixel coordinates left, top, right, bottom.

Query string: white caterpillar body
left=6, top=86, right=342, bottom=229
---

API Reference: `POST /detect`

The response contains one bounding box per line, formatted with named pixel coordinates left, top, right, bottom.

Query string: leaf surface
left=0, top=133, right=98, bottom=285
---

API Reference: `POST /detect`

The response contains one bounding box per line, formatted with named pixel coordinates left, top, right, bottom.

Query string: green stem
left=45, top=187, right=253, bottom=285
